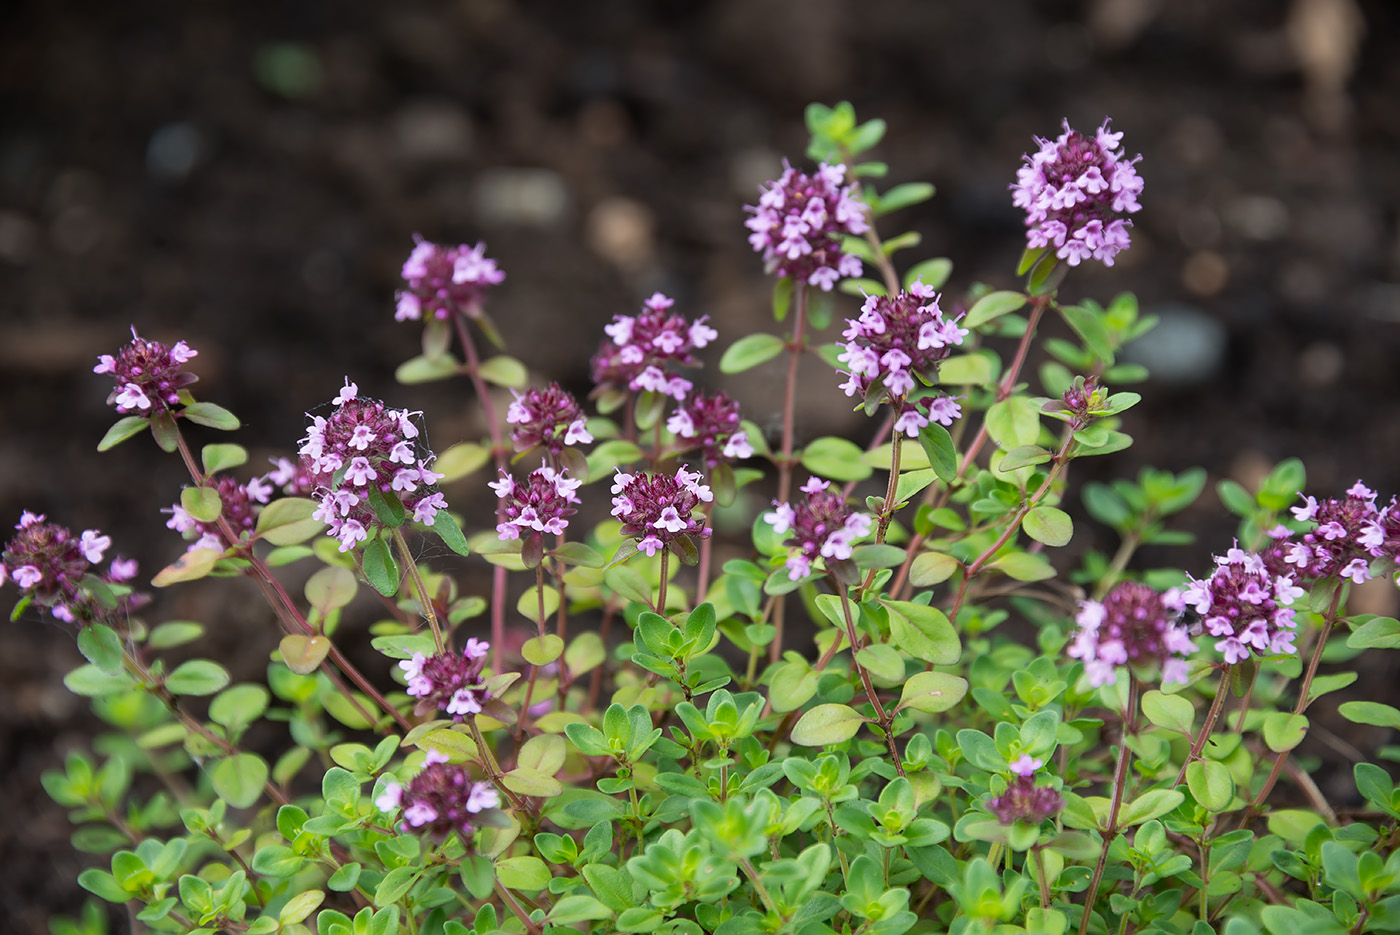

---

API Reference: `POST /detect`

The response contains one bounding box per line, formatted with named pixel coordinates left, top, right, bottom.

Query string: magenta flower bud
left=94, top=328, right=200, bottom=415
left=746, top=161, right=867, bottom=290
left=2, top=513, right=141, bottom=623
left=1279, top=481, right=1384, bottom=583
left=1067, top=581, right=1194, bottom=687
left=1012, top=119, right=1143, bottom=267
left=590, top=293, right=715, bottom=398
left=667, top=391, right=753, bottom=468
left=763, top=477, right=873, bottom=581
left=610, top=466, right=712, bottom=560
left=1182, top=548, right=1302, bottom=666
left=986, top=774, right=1064, bottom=826
left=507, top=384, right=593, bottom=459
left=395, top=238, right=504, bottom=322
left=399, top=643, right=493, bottom=722
left=376, top=756, right=500, bottom=843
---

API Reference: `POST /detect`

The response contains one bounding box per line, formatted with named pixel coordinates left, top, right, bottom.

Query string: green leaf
left=719, top=333, right=786, bottom=374
left=898, top=672, right=968, bottom=714
left=279, top=890, right=325, bottom=925
left=496, top=856, right=550, bottom=891
left=77, top=624, right=124, bottom=675
left=874, top=182, right=935, bottom=215
left=64, top=663, right=136, bottom=697
left=328, top=863, right=361, bottom=892
left=791, top=703, right=866, bottom=746
left=771, top=277, right=793, bottom=322
left=435, top=442, right=490, bottom=483
left=97, top=416, right=150, bottom=452
left=201, top=443, right=248, bottom=474
left=1140, top=691, right=1194, bottom=734
left=909, top=551, right=959, bottom=586
left=801, top=436, right=873, bottom=482
left=150, top=410, right=179, bottom=452
left=552, top=541, right=603, bottom=568
left=1186, top=760, right=1234, bottom=812
left=1118, top=789, right=1184, bottom=828
left=1022, top=505, right=1073, bottom=547
left=255, top=497, right=324, bottom=546
left=583, top=864, right=633, bottom=913
left=1348, top=616, right=1400, bottom=650
left=549, top=895, right=614, bottom=925
left=210, top=684, right=270, bottom=734
left=936, top=353, right=994, bottom=385
left=183, top=402, right=241, bottom=431
left=396, top=353, right=461, bottom=384
left=79, top=868, right=131, bottom=902
left=918, top=423, right=957, bottom=483
left=1340, top=701, right=1400, bottom=729
left=998, top=445, right=1053, bottom=472
left=963, top=291, right=1026, bottom=331
left=210, top=753, right=268, bottom=809
left=987, top=551, right=1055, bottom=582
left=165, top=659, right=230, bottom=696
left=603, top=565, right=653, bottom=607
left=361, top=538, right=400, bottom=597
left=522, top=634, right=564, bottom=666
left=429, top=509, right=471, bottom=557
left=375, top=866, right=418, bottom=906
left=1058, top=304, right=1114, bottom=363
left=478, top=355, right=528, bottom=388
left=1262, top=712, right=1308, bottom=752
left=502, top=767, right=563, bottom=797
left=985, top=397, right=1042, bottom=450
left=179, top=486, right=222, bottom=526
left=278, top=635, right=330, bottom=675
left=904, top=257, right=953, bottom=291
left=886, top=600, right=960, bottom=665
left=151, top=548, right=222, bottom=587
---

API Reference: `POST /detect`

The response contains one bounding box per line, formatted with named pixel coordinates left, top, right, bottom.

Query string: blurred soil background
left=2, top=0, right=1400, bottom=930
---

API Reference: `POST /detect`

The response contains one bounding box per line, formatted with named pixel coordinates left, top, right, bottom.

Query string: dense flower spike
left=667, top=391, right=754, bottom=468
left=491, top=464, right=581, bottom=542
left=764, top=477, right=874, bottom=580
left=399, top=639, right=492, bottom=720
left=746, top=161, right=867, bottom=290
left=590, top=293, right=714, bottom=399
left=1284, top=480, right=1383, bottom=584
left=1183, top=547, right=1303, bottom=665
left=1012, top=119, right=1143, bottom=267
left=93, top=328, right=199, bottom=414
left=610, top=466, right=713, bottom=558
left=376, top=748, right=500, bottom=841
left=836, top=280, right=967, bottom=431
left=1, top=512, right=138, bottom=623
left=395, top=238, right=504, bottom=322
left=299, top=380, right=447, bottom=552
left=1067, top=581, right=1194, bottom=687
left=507, top=384, right=593, bottom=458
left=165, top=474, right=273, bottom=552
left=986, top=771, right=1064, bottom=826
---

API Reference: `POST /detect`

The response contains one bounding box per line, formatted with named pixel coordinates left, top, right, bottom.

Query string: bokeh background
left=3, top=0, right=1398, bottom=928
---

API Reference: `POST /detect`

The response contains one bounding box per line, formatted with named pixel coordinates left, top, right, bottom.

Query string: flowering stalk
left=1079, top=672, right=1139, bottom=935
left=1173, top=665, right=1234, bottom=786
left=393, top=527, right=445, bottom=653
left=838, top=587, right=904, bottom=777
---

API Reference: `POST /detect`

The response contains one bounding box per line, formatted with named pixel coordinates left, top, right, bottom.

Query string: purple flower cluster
left=1067, top=581, right=1195, bottom=687
left=1011, top=119, right=1143, bottom=267
left=745, top=162, right=867, bottom=291
left=300, top=381, right=448, bottom=552
left=667, top=391, right=754, bottom=468
left=1284, top=481, right=1386, bottom=584
left=376, top=748, right=500, bottom=840
left=590, top=293, right=716, bottom=400
left=400, top=638, right=492, bottom=720
left=93, top=329, right=199, bottom=415
left=987, top=756, right=1064, bottom=825
left=395, top=238, right=505, bottom=322
left=763, top=477, right=874, bottom=581
left=165, top=474, right=274, bottom=553
left=507, top=384, right=593, bottom=459
left=490, top=465, right=581, bottom=542
left=836, top=281, right=967, bottom=433
left=1, top=512, right=137, bottom=623
left=610, top=466, right=713, bottom=558
left=1183, top=547, right=1303, bottom=665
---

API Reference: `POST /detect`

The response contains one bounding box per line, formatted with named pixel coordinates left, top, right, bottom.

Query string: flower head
left=94, top=328, right=200, bottom=415
left=836, top=281, right=967, bottom=418
left=610, top=466, right=712, bottom=559
left=399, top=642, right=492, bottom=721
left=986, top=772, right=1064, bottom=826
left=1067, top=581, right=1194, bottom=687
left=667, top=391, right=753, bottom=468
left=2, top=514, right=141, bottom=623
left=507, top=384, right=592, bottom=459
left=377, top=757, right=500, bottom=842
left=493, top=464, right=581, bottom=546
left=395, top=238, right=504, bottom=322
left=1182, top=547, right=1301, bottom=665
left=1279, top=482, right=1382, bottom=583
left=763, top=477, right=873, bottom=581
left=590, top=293, right=712, bottom=399
left=1012, top=119, right=1143, bottom=267
left=746, top=162, right=867, bottom=290
left=299, top=380, right=447, bottom=552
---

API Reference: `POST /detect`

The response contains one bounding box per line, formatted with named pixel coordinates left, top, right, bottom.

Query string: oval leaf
left=719, top=333, right=785, bottom=374
left=279, top=635, right=331, bottom=675
left=898, top=672, right=969, bottom=714
left=791, top=703, right=866, bottom=746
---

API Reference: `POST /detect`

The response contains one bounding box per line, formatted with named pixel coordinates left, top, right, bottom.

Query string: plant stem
left=1080, top=673, right=1139, bottom=935
left=838, top=588, right=904, bottom=777
left=393, top=527, right=445, bottom=653
left=1173, top=664, right=1232, bottom=787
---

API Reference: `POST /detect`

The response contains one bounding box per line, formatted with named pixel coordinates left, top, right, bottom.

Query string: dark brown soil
left=3, top=1, right=1399, bottom=930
